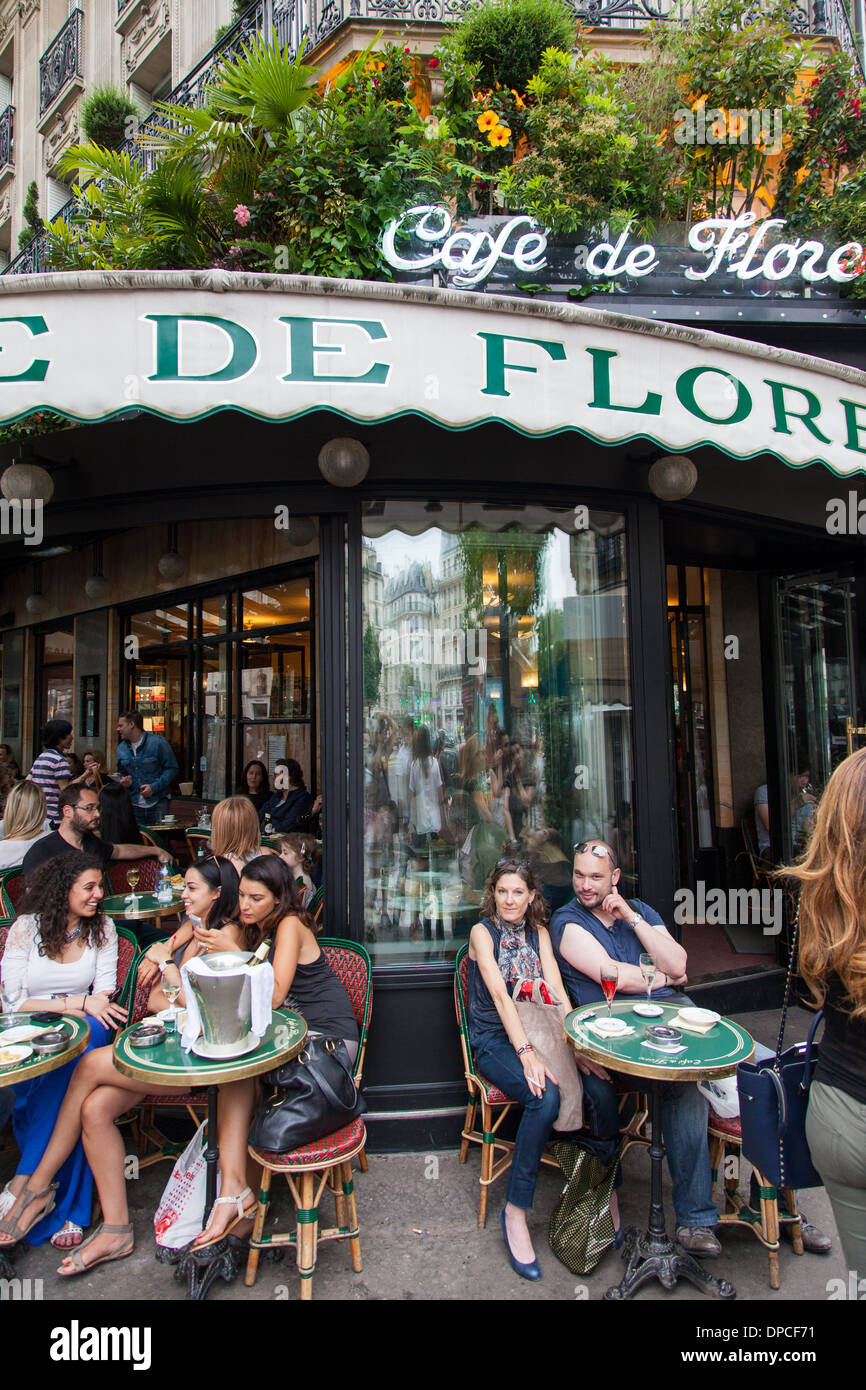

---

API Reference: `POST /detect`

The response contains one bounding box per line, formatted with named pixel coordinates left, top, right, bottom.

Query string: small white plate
left=679, top=1007, right=721, bottom=1026
left=0, top=1043, right=33, bottom=1071
left=190, top=1030, right=261, bottom=1060
left=0, top=1024, right=45, bottom=1044
left=632, top=1002, right=664, bottom=1018
left=594, top=1017, right=629, bottom=1035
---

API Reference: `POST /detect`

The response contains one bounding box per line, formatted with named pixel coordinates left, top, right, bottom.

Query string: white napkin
left=669, top=1013, right=718, bottom=1035
left=179, top=956, right=274, bottom=1052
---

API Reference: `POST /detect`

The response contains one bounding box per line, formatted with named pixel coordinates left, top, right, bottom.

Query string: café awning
left=0, top=270, right=864, bottom=477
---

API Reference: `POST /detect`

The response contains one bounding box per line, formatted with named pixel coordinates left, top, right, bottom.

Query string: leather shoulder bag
left=248, top=1038, right=365, bottom=1153
left=736, top=902, right=823, bottom=1191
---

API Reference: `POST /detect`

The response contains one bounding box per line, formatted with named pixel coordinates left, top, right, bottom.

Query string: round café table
left=103, top=891, right=184, bottom=936
left=0, top=1012, right=89, bottom=1279
left=113, top=1006, right=306, bottom=1300
left=564, top=999, right=754, bottom=1300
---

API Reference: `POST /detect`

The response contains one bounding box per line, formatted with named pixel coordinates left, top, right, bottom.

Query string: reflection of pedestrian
left=409, top=726, right=443, bottom=839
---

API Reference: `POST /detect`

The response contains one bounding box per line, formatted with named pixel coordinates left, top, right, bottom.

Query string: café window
left=122, top=554, right=317, bottom=801
left=360, top=501, right=635, bottom=964
left=37, top=623, right=74, bottom=735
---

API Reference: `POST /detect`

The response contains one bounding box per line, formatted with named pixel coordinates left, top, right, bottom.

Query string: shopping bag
left=548, top=1139, right=618, bottom=1275
left=512, top=979, right=583, bottom=1131
left=153, top=1119, right=220, bottom=1249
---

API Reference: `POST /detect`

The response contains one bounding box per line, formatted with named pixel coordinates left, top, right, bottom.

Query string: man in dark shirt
left=548, top=839, right=720, bottom=1256
left=21, top=785, right=170, bottom=881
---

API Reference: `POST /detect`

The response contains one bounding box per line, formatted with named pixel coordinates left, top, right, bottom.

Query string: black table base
left=169, top=1232, right=250, bottom=1301
left=604, top=1078, right=736, bottom=1301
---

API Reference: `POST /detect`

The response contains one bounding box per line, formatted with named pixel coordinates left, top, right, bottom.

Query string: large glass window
left=361, top=501, right=634, bottom=962
left=122, top=552, right=317, bottom=800
left=38, top=625, right=74, bottom=729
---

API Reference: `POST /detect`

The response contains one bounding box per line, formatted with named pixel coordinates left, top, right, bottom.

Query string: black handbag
left=736, top=903, right=824, bottom=1191
left=248, top=1037, right=365, bottom=1153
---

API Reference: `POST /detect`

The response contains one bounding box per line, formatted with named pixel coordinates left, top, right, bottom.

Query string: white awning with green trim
left=0, top=271, right=864, bottom=477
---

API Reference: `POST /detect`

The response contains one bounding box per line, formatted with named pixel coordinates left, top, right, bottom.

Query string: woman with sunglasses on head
left=0, top=856, right=251, bottom=1275
left=186, top=854, right=358, bottom=1249
left=466, top=857, right=603, bottom=1281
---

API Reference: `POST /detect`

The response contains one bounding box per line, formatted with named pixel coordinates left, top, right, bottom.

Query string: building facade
left=0, top=3, right=864, bottom=1146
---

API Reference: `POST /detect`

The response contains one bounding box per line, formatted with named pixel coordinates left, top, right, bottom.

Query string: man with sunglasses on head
left=548, top=839, right=721, bottom=1257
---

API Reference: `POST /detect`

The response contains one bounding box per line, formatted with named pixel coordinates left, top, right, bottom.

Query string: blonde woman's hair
left=778, top=747, right=866, bottom=1020
left=3, top=780, right=47, bottom=842
left=210, top=795, right=262, bottom=861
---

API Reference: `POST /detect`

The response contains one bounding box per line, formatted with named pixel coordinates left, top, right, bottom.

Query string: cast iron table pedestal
left=604, top=1078, right=735, bottom=1300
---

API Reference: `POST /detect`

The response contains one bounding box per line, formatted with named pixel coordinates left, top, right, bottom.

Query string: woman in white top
left=0, top=852, right=127, bottom=1251
left=0, top=781, right=51, bottom=871
left=409, top=726, right=444, bottom=839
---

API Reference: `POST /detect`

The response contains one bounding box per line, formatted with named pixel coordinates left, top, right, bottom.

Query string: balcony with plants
left=4, top=0, right=865, bottom=303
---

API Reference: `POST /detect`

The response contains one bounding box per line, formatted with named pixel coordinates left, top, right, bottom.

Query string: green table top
left=112, top=1006, right=307, bottom=1087
left=0, top=1013, right=89, bottom=1087
left=104, top=892, right=184, bottom=921
left=564, top=1000, right=754, bottom=1082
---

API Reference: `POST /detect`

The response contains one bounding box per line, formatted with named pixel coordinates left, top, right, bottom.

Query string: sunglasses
left=494, top=856, right=529, bottom=871
left=573, top=842, right=616, bottom=867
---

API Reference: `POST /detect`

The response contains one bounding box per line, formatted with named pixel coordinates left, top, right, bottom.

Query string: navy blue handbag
left=736, top=902, right=824, bottom=1190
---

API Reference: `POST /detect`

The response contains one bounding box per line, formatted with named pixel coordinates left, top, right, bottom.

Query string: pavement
left=0, top=1005, right=846, bottom=1305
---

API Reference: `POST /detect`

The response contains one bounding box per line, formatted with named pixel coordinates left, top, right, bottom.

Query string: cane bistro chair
left=707, top=1103, right=803, bottom=1289
left=453, top=943, right=650, bottom=1227
left=184, top=832, right=211, bottom=864
left=104, top=856, right=164, bottom=897
left=0, top=867, right=25, bottom=925
left=308, top=884, right=324, bottom=929
left=244, top=938, right=373, bottom=1300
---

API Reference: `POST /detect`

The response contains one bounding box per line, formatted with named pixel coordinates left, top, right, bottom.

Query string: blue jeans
left=134, top=799, right=169, bottom=827
left=475, top=1037, right=560, bottom=1210
left=579, top=1071, right=717, bottom=1229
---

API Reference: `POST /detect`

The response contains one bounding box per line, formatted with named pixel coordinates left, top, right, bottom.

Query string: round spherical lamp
left=1, top=461, right=54, bottom=504
left=85, top=573, right=110, bottom=601
left=25, top=591, right=49, bottom=616
left=158, top=549, right=187, bottom=581
left=317, top=437, right=370, bottom=488
left=286, top=516, right=316, bottom=546
left=647, top=454, right=698, bottom=502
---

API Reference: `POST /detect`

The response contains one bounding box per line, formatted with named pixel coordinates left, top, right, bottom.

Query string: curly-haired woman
left=0, top=852, right=128, bottom=1250
left=783, top=747, right=866, bottom=1277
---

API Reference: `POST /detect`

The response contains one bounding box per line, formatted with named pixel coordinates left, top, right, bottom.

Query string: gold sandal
left=192, top=1187, right=255, bottom=1249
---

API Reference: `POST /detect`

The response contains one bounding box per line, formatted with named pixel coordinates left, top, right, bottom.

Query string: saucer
left=633, top=1002, right=664, bottom=1018
left=594, top=1017, right=629, bottom=1035
left=190, top=1030, right=261, bottom=1060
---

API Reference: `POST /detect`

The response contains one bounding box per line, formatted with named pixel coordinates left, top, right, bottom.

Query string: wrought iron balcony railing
left=6, top=0, right=863, bottom=275
left=0, top=104, right=13, bottom=173
left=39, top=8, right=84, bottom=118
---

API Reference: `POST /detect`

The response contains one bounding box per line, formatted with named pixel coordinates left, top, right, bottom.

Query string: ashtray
left=644, top=1024, right=683, bottom=1049
left=128, top=1023, right=167, bottom=1049
left=30, top=1011, right=64, bottom=1025
left=31, top=1028, right=72, bottom=1056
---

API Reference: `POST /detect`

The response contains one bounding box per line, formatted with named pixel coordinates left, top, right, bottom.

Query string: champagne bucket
left=186, top=951, right=254, bottom=1057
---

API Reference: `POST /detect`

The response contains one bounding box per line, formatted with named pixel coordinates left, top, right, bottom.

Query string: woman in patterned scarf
left=466, top=858, right=579, bottom=1281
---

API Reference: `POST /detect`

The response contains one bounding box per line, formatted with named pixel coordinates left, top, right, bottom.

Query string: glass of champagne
left=125, top=866, right=140, bottom=906
left=639, top=952, right=657, bottom=1004
left=162, top=980, right=181, bottom=1034
left=600, top=963, right=618, bottom=1019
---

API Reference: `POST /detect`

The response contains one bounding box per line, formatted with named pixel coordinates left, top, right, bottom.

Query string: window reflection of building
left=361, top=502, right=634, bottom=964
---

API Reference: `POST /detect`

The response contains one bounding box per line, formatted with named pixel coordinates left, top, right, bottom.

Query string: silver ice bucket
left=186, top=951, right=254, bottom=1057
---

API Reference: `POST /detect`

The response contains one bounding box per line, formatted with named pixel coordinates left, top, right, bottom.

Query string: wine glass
left=125, top=866, right=140, bottom=906
left=162, top=980, right=181, bottom=1034
left=639, top=952, right=657, bottom=1004
left=599, top=963, right=618, bottom=1018
left=0, top=977, right=24, bottom=1021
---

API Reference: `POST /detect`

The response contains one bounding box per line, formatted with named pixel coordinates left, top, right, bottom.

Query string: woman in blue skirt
left=0, top=852, right=127, bottom=1249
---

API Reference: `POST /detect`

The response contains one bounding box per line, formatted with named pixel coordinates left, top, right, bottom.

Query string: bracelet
left=516, top=1043, right=534, bottom=1057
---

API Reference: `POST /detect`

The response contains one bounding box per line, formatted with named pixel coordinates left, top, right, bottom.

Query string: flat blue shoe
left=500, top=1207, right=542, bottom=1281
left=613, top=1224, right=624, bottom=1249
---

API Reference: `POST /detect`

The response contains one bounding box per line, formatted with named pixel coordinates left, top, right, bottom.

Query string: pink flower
left=234, top=204, right=251, bottom=227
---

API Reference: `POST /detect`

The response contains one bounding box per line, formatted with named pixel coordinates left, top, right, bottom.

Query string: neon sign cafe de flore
left=0, top=202, right=864, bottom=1143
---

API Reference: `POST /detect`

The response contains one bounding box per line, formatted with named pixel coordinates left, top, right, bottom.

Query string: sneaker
left=676, top=1225, right=722, bottom=1257
left=781, top=1219, right=832, bottom=1254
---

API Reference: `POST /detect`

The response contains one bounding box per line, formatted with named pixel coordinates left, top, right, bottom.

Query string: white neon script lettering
left=685, top=213, right=863, bottom=284
left=381, top=205, right=547, bottom=287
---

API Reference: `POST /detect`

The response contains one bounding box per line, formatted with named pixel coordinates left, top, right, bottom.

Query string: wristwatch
left=158, top=960, right=170, bottom=975
left=50, top=992, right=69, bottom=1004
left=629, top=912, right=643, bottom=930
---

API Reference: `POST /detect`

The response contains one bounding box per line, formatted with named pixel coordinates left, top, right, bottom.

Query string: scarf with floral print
left=495, top=914, right=541, bottom=986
